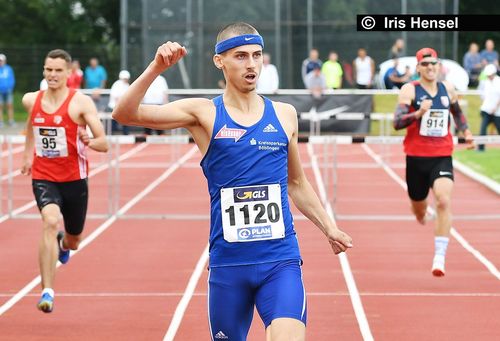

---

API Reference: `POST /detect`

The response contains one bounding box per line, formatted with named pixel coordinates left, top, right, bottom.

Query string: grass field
left=454, top=148, right=500, bottom=183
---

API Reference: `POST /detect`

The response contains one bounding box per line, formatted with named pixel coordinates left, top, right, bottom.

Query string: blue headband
left=214, top=34, right=264, bottom=54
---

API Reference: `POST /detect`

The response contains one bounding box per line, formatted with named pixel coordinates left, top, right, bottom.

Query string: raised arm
left=282, top=103, right=352, bottom=254
left=112, top=42, right=201, bottom=130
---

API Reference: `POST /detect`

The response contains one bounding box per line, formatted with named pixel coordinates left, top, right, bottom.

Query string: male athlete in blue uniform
left=113, top=22, right=353, bottom=341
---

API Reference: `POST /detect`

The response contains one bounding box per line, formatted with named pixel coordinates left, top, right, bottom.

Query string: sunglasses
left=419, top=61, right=438, bottom=66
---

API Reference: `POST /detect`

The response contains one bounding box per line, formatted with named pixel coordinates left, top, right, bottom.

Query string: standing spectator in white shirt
left=257, top=53, right=279, bottom=93
left=108, top=70, right=131, bottom=134
left=142, top=75, right=169, bottom=135
left=353, top=48, right=375, bottom=89
left=477, top=64, right=500, bottom=151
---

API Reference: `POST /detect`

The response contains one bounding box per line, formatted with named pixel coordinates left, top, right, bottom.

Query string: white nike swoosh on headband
left=244, top=37, right=254, bottom=41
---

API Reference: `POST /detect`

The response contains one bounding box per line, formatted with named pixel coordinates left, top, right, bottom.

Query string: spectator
left=0, top=53, right=16, bottom=127
left=463, top=42, right=483, bottom=88
left=341, top=61, right=354, bottom=88
left=480, top=39, right=499, bottom=68
left=67, top=60, right=83, bottom=89
left=108, top=70, right=131, bottom=135
left=389, top=38, right=405, bottom=59
left=353, top=48, right=375, bottom=89
left=142, top=75, right=169, bottom=135
left=304, top=62, right=327, bottom=99
left=321, top=51, right=343, bottom=89
left=384, top=59, right=411, bottom=89
left=256, top=53, right=279, bottom=93
left=477, top=64, right=500, bottom=151
left=84, top=57, right=107, bottom=111
left=301, top=48, right=322, bottom=87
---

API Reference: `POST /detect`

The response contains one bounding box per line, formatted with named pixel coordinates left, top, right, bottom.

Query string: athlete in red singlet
left=393, top=47, right=474, bottom=277
left=21, top=49, right=108, bottom=313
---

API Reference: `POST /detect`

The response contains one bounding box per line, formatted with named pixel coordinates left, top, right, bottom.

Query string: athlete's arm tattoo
left=450, top=101, right=469, bottom=132
left=393, top=103, right=417, bottom=130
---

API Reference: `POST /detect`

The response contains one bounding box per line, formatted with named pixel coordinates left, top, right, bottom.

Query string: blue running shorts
left=208, top=259, right=306, bottom=341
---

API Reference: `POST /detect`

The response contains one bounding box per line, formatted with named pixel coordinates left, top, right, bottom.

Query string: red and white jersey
left=31, top=89, right=88, bottom=182
left=404, top=81, right=453, bottom=157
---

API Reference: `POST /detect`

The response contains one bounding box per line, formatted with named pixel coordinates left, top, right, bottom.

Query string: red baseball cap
left=416, top=47, right=438, bottom=62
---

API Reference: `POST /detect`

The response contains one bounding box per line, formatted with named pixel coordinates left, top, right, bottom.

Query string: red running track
left=0, top=142, right=498, bottom=340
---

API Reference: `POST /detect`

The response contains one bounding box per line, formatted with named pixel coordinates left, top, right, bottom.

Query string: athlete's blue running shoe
left=57, top=231, right=70, bottom=264
left=37, top=293, right=54, bottom=313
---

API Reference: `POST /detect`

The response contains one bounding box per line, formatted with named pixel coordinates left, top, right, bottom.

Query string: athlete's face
left=214, top=44, right=263, bottom=92
left=417, top=57, right=439, bottom=82
left=43, top=58, right=70, bottom=89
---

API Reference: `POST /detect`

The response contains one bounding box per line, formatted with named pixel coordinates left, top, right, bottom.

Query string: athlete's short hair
left=216, top=22, right=258, bottom=43
left=46, top=49, right=72, bottom=66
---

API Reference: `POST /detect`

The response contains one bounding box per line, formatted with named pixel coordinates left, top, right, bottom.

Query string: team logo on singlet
left=214, top=124, right=246, bottom=142
left=263, top=123, right=278, bottom=133
left=33, top=113, right=45, bottom=124
left=440, top=96, right=449, bottom=107
left=53, top=115, right=63, bottom=125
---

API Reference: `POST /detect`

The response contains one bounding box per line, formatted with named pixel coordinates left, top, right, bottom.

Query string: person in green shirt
left=321, top=51, right=343, bottom=89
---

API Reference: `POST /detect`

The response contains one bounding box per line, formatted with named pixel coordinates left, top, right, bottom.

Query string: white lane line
left=2, top=291, right=498, bottom=298
left=0, top=145, right=197, bottom=316
left=0, top=143, right=149, bottom=224
left=450, top=229, right=500, bottom=280
left=308, top=143, right=374, bottom=341
left=163, top=243, right=209, bottom=341
left=336, top=214, right=500, bottom=221
left=361, top=144, right=500, bottom=281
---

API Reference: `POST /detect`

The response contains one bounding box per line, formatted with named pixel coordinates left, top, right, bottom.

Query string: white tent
left=377, top=57, right=469, bottom=91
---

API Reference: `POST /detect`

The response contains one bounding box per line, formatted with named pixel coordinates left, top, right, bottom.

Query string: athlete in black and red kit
left=393, top=47, right=474, bottom=277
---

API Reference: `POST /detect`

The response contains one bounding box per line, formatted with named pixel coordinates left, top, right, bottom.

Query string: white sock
left=42, top=288, right=55, bottom=297
left=434, top=236, right=449, bottom=259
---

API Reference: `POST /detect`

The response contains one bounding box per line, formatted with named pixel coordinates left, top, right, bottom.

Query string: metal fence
left=122, top=0, right=459, bottom=89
